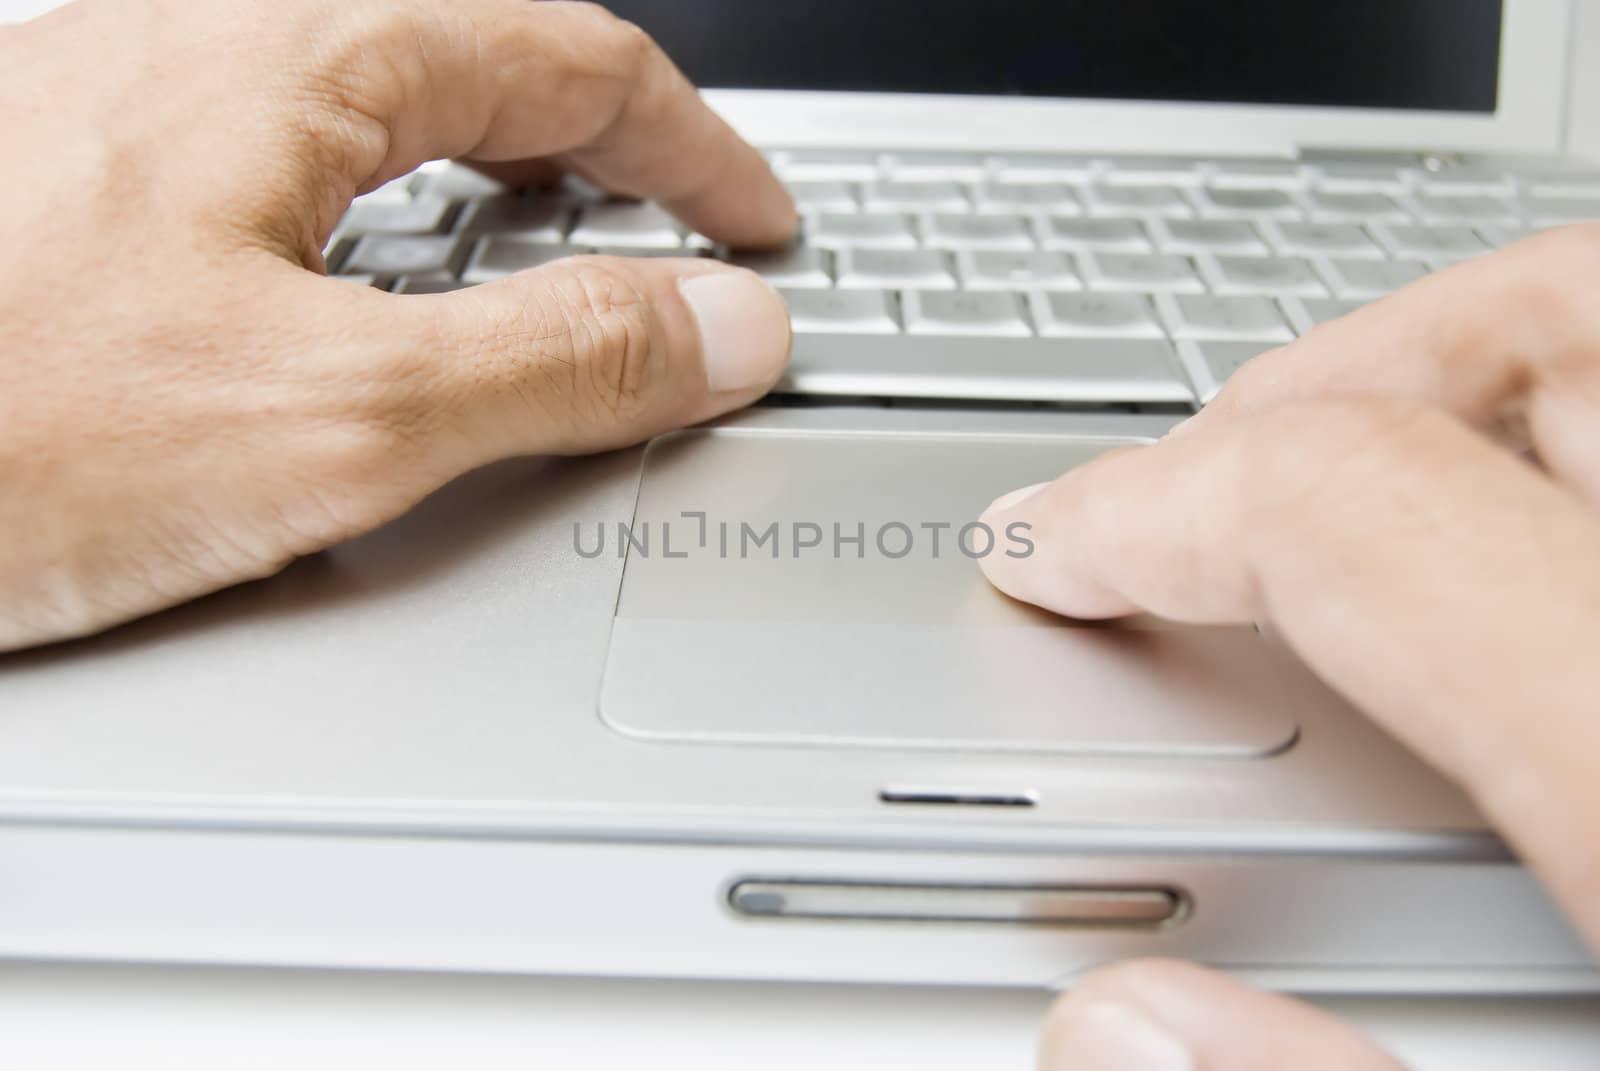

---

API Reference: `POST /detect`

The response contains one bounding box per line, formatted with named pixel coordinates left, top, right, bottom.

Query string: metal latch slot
left=728, top=880, right=1186, bottom=928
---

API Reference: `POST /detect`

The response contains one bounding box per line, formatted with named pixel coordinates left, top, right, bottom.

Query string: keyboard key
left=1282, top=297, right=1369, bottom=333
left=782, top=288, right=899, bottom=334
left=1525, top=172, right=1600, bottom=198
left=1303, top=190, right=1410, bottom=223
left=862, top=179, right=969, bottom=212
left=323, top=234, right=355, bottom=272
left=414, top=165, right=507, bottom=201
left=835, top=248, right=956, bottom=290
left=1372, top=223, right=1489, bottom=262
left=1176, top=339, right=1279, bottom=402
left=903, top=291, right=1031, bottom=337
left=1033, top=292, right=1165, bottom=339
left=1202, top=254, right=1328, bottom=297
left=1309, top=162, right=1408, bottom=195
left=356, top=172, right=423, bottom=203
left=588, top=246, right=708, bottom=259
left=885, top=151, right=990, bottom=182
left=775, top=150, right=883, bottom=182
left=781, top=334, right=1191, bottom=404
left=1155, top=294, right=1294, bottom=342
left=1476, top=224, right=1540, bottom=248
left=991, top=154, right=1098, bottom=183
left=807, top=212, right=918, bottom=250
left=1082, top=252, right=1205, bottom=293
left=1041, top=216, right=1152, bottom=252
left=1263, top=221, right=1384, bottom=259
left=556, top=174, right=611, bottom=207
left=785, top=180, right=860, bottom=211
left=338, top=195, right=454, bottom=237
left=973, top=182, right=1082, bottom=214
left=455, top=196, right=569, bottom=241
left=920, top=213, right=1035, bottom=251
left=342, top=234, right=466, bottom=277
left=1101, top=156, right=1204, bottom=185
left=569, top=202, right=683, bottom=248
left=1207, top=159, right=1307, bottom=190
left=1087, top=185, right=1194, bottom=218
left=1152, top=219, right=1269, bottom=255
left=1193, top=187, right=1302, bottom=220
left=959, top=251, right=1080, bottom=291
left=1525, top=196, right=1600, bottom=226
left=462, top=239, right=582, bottom=283
left=392, top=275, right=472, bottom=294
left=726, top=246, right=833, bottom=289
left=1412, top=193, right=1520, bottom=225
left=1320, top=258, right=1429, bottom=299
left=1411, top=166, right=1514, bottom=197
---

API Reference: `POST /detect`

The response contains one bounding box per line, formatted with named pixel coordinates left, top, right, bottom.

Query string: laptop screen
left=598, top=1, right=1503, bottom=114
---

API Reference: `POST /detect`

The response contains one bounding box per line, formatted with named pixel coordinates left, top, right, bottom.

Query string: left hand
left=0, top=0, right=795, bottom=651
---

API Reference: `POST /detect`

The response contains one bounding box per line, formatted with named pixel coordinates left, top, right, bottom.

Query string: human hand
left=0, top=0, right=795, bottom=651
left=979, top=223, right=1600, bottom=1068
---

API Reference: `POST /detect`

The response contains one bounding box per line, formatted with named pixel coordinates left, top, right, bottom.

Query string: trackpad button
left=600, top=429, right=1303, bottom=758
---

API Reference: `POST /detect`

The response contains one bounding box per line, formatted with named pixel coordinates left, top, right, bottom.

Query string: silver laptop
left=3, top=0, right=1598, bottom=991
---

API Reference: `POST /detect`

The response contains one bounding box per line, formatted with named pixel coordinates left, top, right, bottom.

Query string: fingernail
left=1043, top=1000, right=1195, bottom=1071
left=984, top=481, right=1050, bottom=517
left=679, top=270, right=792, bottom=393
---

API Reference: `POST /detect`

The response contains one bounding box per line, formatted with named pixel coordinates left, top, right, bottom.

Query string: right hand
left=977, top=222, right=1600, bottom=1069
left=0, top=0, right=795, bottom=652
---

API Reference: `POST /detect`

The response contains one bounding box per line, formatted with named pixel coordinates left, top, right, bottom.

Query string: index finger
left=980, top=397, right=1600, bottom=945
left=294, top=0, right=796, bottom=247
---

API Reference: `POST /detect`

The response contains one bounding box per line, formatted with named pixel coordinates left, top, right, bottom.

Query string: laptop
left=2, top=0, right=1598, bottom=991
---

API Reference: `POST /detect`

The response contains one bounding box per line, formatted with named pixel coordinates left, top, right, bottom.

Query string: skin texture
left=978, top=224, right=1600, bottom=1068
left=2, top=2, right=1596, bottom=1065
left=0, top=0, right=797, bottom=650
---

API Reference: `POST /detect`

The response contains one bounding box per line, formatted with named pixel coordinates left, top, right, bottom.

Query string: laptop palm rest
left=600, top=428, right=1304, bottom=758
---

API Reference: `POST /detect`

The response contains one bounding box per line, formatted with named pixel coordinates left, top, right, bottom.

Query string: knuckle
left=328, top=0, right=448, bottom=63
left=521, top=259, right=662, bottom=429
left=612, top=17, right=657, bottom=71
left=559, top=0, right=621, bottom=27
left=558, top=261, right=659, bottom=419
left=229, top=3, right=436, bottom=245
left=594, top=7, right=657, bottom=68
left=560, top=2, right=655, bottom=73
left=294, top=2, right=421, bottom=109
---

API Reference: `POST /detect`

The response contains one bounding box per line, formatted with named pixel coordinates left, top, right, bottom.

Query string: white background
left=1, top=0, right=1597, bottom=1067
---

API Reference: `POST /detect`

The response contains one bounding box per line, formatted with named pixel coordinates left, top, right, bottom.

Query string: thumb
left=382, top=255, right=791, bottom=464
left=1040, top=960, right=1406, bottom=1070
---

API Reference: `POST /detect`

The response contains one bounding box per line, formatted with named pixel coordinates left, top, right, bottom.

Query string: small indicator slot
left=879, top=787, right=1037, bottom=808
left=728, top=880, right=1186, bottom=928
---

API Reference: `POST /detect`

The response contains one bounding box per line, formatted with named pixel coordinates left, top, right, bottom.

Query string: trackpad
left=600, top=429, right=1303, bottom=758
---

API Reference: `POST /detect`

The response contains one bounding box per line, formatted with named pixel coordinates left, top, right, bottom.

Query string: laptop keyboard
left=328, top=150, right=1600, bottom=408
